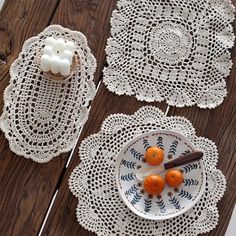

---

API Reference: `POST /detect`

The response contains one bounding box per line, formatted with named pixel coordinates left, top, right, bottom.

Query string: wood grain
left=41, top=84, right=167, bottom=236
left=0, top=141, right=67, bottom=235
left=0, top=0, right=60, bottom=113
left=0, top=0, right=60, bottom=78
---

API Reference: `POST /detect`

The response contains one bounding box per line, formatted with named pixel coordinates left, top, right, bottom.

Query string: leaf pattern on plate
left=184, top=178, right=199, bottom=186
left=125, top=184, right=139, bottom=196
left=178, top=189, right=192, bottom=200
left=181, top=150, right=191, bottom=156
left=121, top=173, right=135, bottom=181
left=143, top=139, right=150, bottom=150
left=169, top=196, right=181, bottom=210
left=131, top=191, right=142, bottom=205
left=182, top=163, right=198, bottom=173
left=168, top=140, right=178, bottom=156
left=130, top=148, right=144, bottom=162
left=156, top=136, right=164, bottom=150
left=156, top=198, right=166, bottom=213
left=121, top=159, right=136, bottom=169
left=144, top=198, right=152, bottom=213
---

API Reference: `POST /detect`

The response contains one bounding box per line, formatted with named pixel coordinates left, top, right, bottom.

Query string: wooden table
left=0, top=1, right=235, bottom=235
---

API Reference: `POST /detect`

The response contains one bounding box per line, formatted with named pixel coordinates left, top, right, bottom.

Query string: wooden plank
left=0, top=141, right=68, bottom=235
left=41, top=84, right=167, bottom=236
left=0, top=0, right=60, bottom=78
left=168, top=25, right=236, bottom=236
left=0, top=0, right=60, bottom=113
left=0, top=0, right=119, bottom=235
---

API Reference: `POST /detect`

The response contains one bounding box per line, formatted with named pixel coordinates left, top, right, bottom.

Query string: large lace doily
left=103, top=0, right=235, bottom=108
left=0, top=25, right=97, bottom=163
left=69, top=106, right=226, bottom=236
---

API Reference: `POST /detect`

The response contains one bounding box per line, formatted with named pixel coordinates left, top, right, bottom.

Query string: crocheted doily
left=69, top=106, right=226, bottom=236
left=103, top=0, right=235, bottom=108
left=0, top=25, right=96, bottom=163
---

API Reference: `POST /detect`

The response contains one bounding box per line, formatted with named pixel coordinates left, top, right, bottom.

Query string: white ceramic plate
left=115, top=130, right=206, bottom=220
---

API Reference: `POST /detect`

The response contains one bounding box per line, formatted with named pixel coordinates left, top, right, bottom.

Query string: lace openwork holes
left=69, top=106, right=226, bottom=236
left=104, top=0, right=235, bottom=108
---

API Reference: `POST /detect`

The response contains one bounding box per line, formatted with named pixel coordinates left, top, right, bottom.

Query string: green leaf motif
left=156, top=198, right=166, bottom=213
left=169, top=196, right=181, bottom=210
left=121, top=159, right=136, bottom=169
left=130, top=148, right=144, bottom=162
left=178, top=189, right=192, bottom=200
left=182, top=163, right=198, bottom=173
left=125, top=184, right=138, bottom=196
left=121, top=173, right=135, bottom=181
left=156, top=136, right=164, bottom=150
left=184, top=178, right=199, bottom=186
left=144, top=198, right=152, bottom=213
left=143, top=139, right=150, bottom=151
left=131, top=191, right=142, bottom=205
left=168, top=140, right=178, bottom=155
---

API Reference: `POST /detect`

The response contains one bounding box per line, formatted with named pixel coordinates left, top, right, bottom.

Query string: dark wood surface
left=0, top=0, right=235, bottom=236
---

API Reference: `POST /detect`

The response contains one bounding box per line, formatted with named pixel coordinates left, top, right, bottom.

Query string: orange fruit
left=143, top=174, right=165, bottom=195
left=145, top=146, right=164, bottom=166
left=165, top=169, right=184, bottom=187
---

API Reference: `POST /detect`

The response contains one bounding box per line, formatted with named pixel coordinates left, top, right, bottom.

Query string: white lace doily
left=103, top=0, right=235, bottom=108
left=69, top=106, right=226, bottom=236
left=0, top=25, right=97, bottom=163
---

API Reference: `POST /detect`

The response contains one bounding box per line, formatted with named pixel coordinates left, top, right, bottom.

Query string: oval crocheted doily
left=0, top=25, right=96, bottom=163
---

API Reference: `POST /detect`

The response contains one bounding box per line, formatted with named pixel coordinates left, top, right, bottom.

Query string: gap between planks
left=165, top=105, right=170, bottom=116
left=0, top=59, right=6, bottom=64
left=37, top=92, right=170, bottom=236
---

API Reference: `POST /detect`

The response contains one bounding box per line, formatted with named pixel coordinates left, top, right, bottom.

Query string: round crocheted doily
left=103, top=0, right=235, bottom=108
left=0, top=25, right=96, bottom=163
left=69, top=106, right=226, bottom=236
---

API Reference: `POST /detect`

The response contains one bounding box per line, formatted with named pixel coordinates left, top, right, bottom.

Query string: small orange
left=143, top=174, right=165, bottom=195
left=165, top=169, right=184, bottom=187
left=145, top=146, right=164, bottom=166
